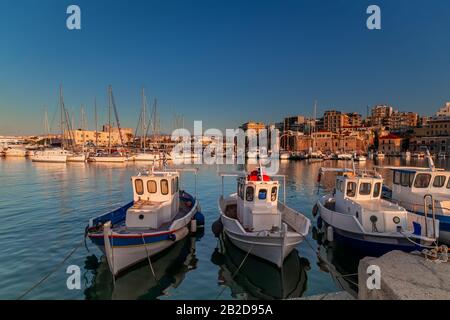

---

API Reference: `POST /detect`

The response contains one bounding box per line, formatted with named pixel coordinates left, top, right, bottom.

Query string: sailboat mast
left=94, top=98, right=98, bottom=150
left=59, top=86, right=65, bottom=150
left=108, top=86, right=112, bottom=154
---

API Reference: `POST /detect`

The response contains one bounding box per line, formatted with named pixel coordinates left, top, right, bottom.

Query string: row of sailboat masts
left=135, top=87, right=161, bottom=151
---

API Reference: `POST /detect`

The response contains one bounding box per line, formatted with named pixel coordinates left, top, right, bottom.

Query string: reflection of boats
left=218, top=168, right=310, bottom=267
left=313, top=231, right=360, bottom=298
left=315, top=166, right=438, bottom=256
left=84, top=235, right=200, bottom=300
left=87, top=168, right=204, bottom=275
left=211, top=235, right=309, bottom=300
left=379, top=151, right=450, bottom=244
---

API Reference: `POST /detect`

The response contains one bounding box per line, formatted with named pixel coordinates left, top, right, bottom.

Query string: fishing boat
left=217, top=168, right=310, bottom=267
left=379, top=151, right=450, bottom=244
left=314, top=166, right=438, bottom=256
left=67, top=153, right=87, bottom=162
left=86, top=167, right=204, bottom=276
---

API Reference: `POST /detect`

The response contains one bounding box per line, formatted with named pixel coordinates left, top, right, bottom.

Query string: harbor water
left=0, top=157, right=448, bottom=300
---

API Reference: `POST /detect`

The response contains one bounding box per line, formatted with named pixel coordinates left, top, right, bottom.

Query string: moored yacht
left=86, top=167, right=204, bottom=276
left=314, top=167, right=438, bottom=256
left=217, top=168, right=310, bottom=267
left=32, top=148, right=70, bottom=163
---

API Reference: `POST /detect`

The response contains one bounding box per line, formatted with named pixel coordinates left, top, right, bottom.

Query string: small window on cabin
left=175, top=177, right=179, bottom=192
left=258, top=189, right=267, bottom=200
left=401, top=172, right=410, bottom=187
left=271, top=187, right=277, bottom=201
left=373, top=182, right=381, bottom=198
left=447, top=178, right=450, bottom=189
left=135, top=179, right=144, bottom=195
left=147, top=180, right=157, bottom=193
left=409, top=173, right=415, bottom=187
left=246, top=186, right=254, bottom=202
left=171, top=179, right=175, bottom=195
left=161, top=179, right=169, bottom=195
left=347, top=182, right=356, bottom=197
left=393, top=171, right=401, bottom=185
left=414, top=174, right=431, bottom=188
left=359, top=183, right=372, bottom=195
left=433, top=176, right=446, bottom=188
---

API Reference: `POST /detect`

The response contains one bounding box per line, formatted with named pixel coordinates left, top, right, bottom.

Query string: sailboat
left=308, top=101, right=324, bottom=163
left=32, top=88, right=72, bottom=163
left=88, top=86, right=127, bottom=163
left=67, top=105, right=88, bottom=162
left=130, top=89, right=161, bottom=162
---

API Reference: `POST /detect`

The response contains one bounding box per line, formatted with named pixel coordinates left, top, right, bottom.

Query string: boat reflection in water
left=211, top=235, right=310, bottom=300
left=313, top=226, right=361, bottom=298
left=84, top=231, right=203, bottom=300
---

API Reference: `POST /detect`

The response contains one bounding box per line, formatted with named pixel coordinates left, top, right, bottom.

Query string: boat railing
left=423, top=194, right=437, bottom=240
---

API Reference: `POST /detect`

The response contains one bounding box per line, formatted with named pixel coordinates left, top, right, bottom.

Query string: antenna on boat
left=426, top=149, right=436, bottom=172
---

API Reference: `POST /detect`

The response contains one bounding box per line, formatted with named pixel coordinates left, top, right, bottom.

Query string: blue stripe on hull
left=333, top=230, right=417, bottom=257
left=90, top=233, right=173, bottom=247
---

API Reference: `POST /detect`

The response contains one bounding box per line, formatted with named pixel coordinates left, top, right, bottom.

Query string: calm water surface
left=0, top=157, right=448, bottom=300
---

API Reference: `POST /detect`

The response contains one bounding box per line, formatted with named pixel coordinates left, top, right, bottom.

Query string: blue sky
left=0, top=0, right=449, bottom=135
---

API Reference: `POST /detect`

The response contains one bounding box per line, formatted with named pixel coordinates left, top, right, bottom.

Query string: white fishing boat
left=379, top=151, right=450, bottom=244
left=32, top=148, right=70, bottom=163
left=314, top=166, right=438, bottom=256
left=87, top=167, right=204, bottom=276
left=217, top=168, right=310, bottom=268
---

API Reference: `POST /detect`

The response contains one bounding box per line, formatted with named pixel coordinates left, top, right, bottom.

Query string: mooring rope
left=16, top=237, right=85, bottom=300
left=141, top=233, right=157, bottom=278
left=215, top=243, right=254, bottom=300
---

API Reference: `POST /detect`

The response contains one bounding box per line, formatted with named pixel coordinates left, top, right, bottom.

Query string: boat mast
left=59, top=86, right=65, bottom=150
left=108, top=86, right=111, bottom=154
left=142, top=88, right=147, bottom=152
left=94, top=97, right=98, bottom=151
left=109, top=85, right=125, bottom=150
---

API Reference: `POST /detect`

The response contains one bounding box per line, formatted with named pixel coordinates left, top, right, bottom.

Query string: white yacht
left=32, top=148, right=70, bottom=163
left=315, top=167, right=438, bottom=256
left=218, top=168, right=310, bottom=267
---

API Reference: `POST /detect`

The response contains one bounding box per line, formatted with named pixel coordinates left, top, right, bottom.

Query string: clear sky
left=0, top=0, right=449, bottom=135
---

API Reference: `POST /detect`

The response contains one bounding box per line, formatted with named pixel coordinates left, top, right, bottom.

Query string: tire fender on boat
left=169, top=227, right=189, bottom=242
left=312, top=204, right=319, bottom=217
left=327, top=226, right=334, bottom=242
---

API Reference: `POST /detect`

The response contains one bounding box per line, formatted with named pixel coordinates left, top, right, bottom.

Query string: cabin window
left=271, top=187, right=277, bottom=201
left=373, top=182, right=381, bottom=198
left=246, top=186, right=254, bottom=202
left=433, top=176, right=446, bottom=188
left=237, top=183, right=243, bottom=199
left=175, top=177, right=179, bottom=192
left=393, top=171, right=401, bottom=185
left=171, top=179, right=175, bottom=195
left=258, top=189, right=267, bottom=200
left=135, top=179, right=144, bottom=195
left=147, top=180, right=157, bottom=193
left=359, top=183, right=372, bottom=195
left=447, top=178, right=450, bottom=189
left=346, top=182, right=356, bottom=197
left=401, top=172, right=412, bottom=187
left=161, top=179, right=169, bottom=195
left=414, top=174, right=431, bottom=188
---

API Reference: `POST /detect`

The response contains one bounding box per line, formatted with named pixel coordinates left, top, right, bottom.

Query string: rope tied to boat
left=140, top=233, right=157, bottom=279
left=215, top=242, right=254, bottom=300
left=16, top=237, right=85, bottom=300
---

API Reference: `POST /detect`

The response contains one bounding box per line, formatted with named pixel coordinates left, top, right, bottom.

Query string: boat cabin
left=126, top=171, right=180, bottom=229
left=236, top=170, right=280, bottom=232
left=391, top=169, right=450, bottom=197
left=334, top=173, right=383, bottom=210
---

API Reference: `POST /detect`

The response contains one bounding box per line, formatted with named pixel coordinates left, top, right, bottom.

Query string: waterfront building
left=436, top=102, right=450, bottom=117
left=389, top=111, right=418, bottom=132
left=369, top=104, right=393, bottom=128
left=378, top=133, right=403, bottom=156
left=292, top=131, right=367, bottom=154
left=65, top=126, right=134, bottom=147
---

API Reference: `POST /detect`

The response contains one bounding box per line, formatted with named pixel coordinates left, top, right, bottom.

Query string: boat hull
left=88, top=156, right=126, bottom=163
left=32, top=155, right=67, bottom=163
